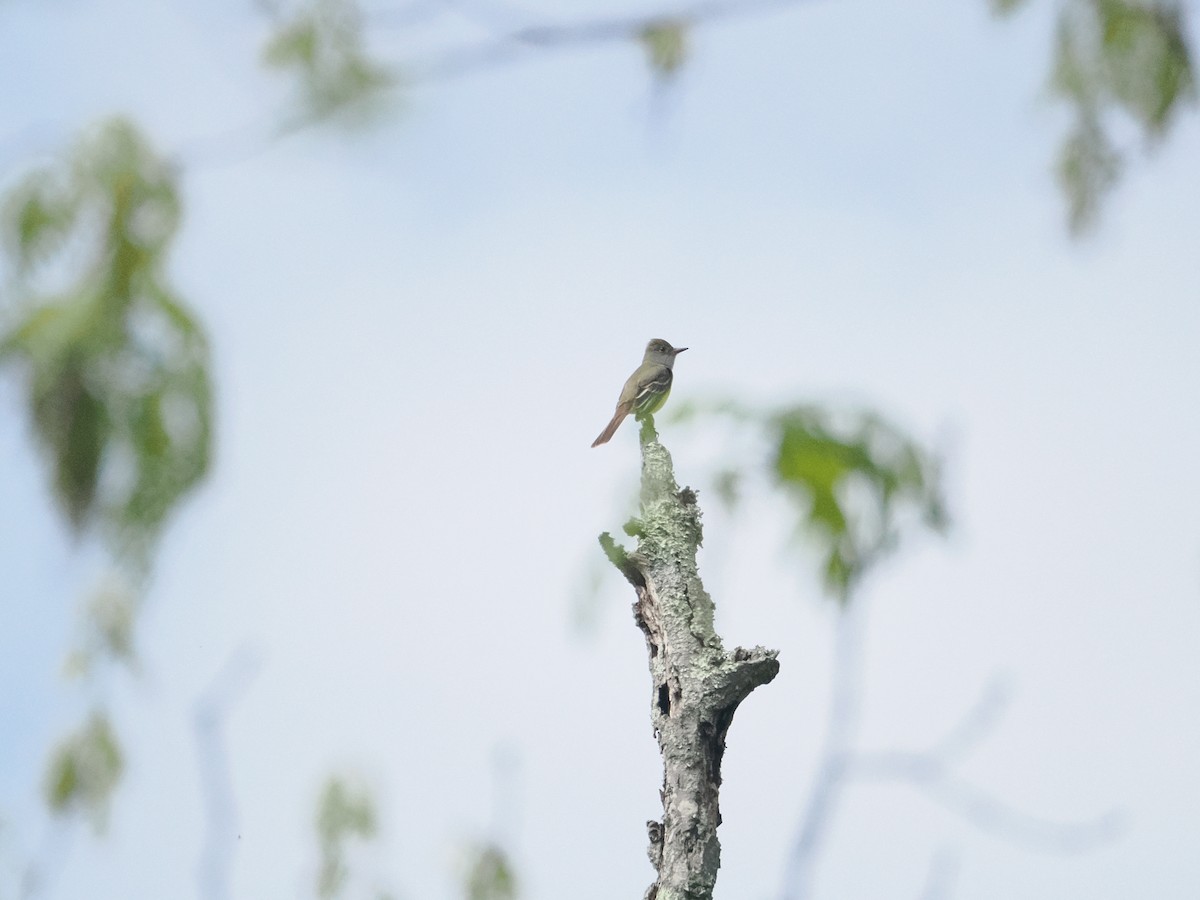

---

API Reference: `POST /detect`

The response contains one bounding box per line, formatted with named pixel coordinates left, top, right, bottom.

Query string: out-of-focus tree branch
left=194, top=647, right=262, bottom=900
left=780, top=604, right=864, bottom=900
left=17, top=819, right=73, bottom=900
left=995, top=0, right=1196, bottom=233
left=784, top=646, right=1126, bottom=899
left=849, top=747, right=1125, bottom=853
left=846, top=671, right=1125, bottom=853
left=314, top=774, right=379, bottom=900
left=400, top=0, right=808, bottom=80
left=916, top=846, right=960, bottom=900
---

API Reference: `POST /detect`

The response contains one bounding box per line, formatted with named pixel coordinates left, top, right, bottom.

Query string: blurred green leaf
left=63, top=649, right=92, bottom=679
left=35, top=359, right=110, bottom=529
left=0, top=118, right=212, bottom=566
left=1058, top=112, right=1123, bottom=234
left=1052, top=8, right=1098, bottom=104
left=770, top=408, right=946, bottom=602
left=638, top=19, right=689, bottom=79
left=680, top=401, right=945, bottom=604
left=2, top=170, right=81, bottom=274
left=1040, top=0, right=1195, bottom=233
left=666, top=396, right=753, bottom=425
left=263, top=0, right=397, bottom=128
left=44, top=713, right=123, bottom=832
left=75, top=576, right=139, bottom=669
left=989, top=0, right=1032, bottom=16
left=712, top=468, right=741, bottom=511
left=317, top=777, right=376, bottom=841
left=463, top=842, right=517, bottom=900
left=570, top=553, right=608, bottom=636
left=264, top=16, right=320, bottom=69
left=1095, top=0, right=1194, bottom=134
left=316, top=775, right=378, bottom=900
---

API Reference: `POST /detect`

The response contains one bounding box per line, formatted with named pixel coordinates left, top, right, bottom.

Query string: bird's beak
left=675, top=346, right=688, bottom=354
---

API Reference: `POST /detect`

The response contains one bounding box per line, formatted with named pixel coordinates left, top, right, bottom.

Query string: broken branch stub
left=601, top=426, right=779, bottom=900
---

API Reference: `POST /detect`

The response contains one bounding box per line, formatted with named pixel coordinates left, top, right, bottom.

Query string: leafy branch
left=1, top=117, right=213, bottom=867
left=1, top=118, right=212, bottom=567
left=996, top=0, right=1196, bottom=233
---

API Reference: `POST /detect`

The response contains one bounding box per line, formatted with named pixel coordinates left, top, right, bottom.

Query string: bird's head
left=644, top=338, right=687, bottom=363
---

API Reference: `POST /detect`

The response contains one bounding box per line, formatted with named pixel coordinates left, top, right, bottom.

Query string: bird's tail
left=591, top=409, right=629, bottom=447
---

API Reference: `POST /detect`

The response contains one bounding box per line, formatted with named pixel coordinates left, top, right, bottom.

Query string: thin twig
left=169, top=0, right=816, bottom=169
left=781, top=607, right=1125, bottom=900
left=18, top=819, right=73, bottom=900
left=194, top=645, right=262, bottom=900
left=408, top=0, right=809, bottom=81
left=916, top=846, right=960, bottom=900
left=781, top=603, right=865, bottom=900
left=436, top=0, right=551, bottom=36
left=845, top=670, right=1126, bottom=855
left=925, top=675, right=1013, bottom=765
left=849, top=751, right=1126, bottom=854
left=366, top=0, right=447, bottom=28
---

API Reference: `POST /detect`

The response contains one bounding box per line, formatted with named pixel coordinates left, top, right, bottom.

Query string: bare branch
left=366, top=0, right=447, bottom=28
left=18, top=820, right=74, bottom=900
left=925, top=675, right=1013, bottom=765
left=393, top=0, right=813, bottom=81
left=782, top=614, right=1124, bottom=900
left=845, top=676, right=1127, bottom=856
left=436, top=0, right=551, bottom=36
left=194, top=646, right=262, bottom=900
left=171, top=0, right=818, bottom=170
left=780, top=604, right=865, bottom=900
left=849, top=750, right=1126, bottom=854
left=916, top=846, right=960, bottom=900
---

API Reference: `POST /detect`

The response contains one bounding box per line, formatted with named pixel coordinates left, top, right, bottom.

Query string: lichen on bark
left=600, top=419, right=779, bottom=900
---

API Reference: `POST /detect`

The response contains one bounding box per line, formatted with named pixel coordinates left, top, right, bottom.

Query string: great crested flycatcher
left=591, top=338, right=687, bottom=447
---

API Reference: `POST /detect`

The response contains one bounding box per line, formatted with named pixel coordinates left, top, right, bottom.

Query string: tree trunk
left=601, top=420, right=780, bottom=900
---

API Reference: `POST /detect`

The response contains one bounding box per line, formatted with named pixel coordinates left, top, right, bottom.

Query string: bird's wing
left=630, top=365, right=672, bottom=414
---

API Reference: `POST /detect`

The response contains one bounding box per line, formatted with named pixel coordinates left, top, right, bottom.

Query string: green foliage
left=1057, top=112, right=1123, bottom=232
left=712, top=467, right=741, bottom=511
left=0, top=118, right=212, bottom=566
left=989, top=0, right=1033, bottom=15
left=1093, top=0, right=1193, bottom=133
left=3, top=170, right=81, bottom=274
left=44, top=713, right=123, bottom=832
left=1052, top=10, right=1098, bottom=103
left=675, top=401, right=946, bottom=604
left=638, top=19, right=689, bottom=79
left=315, top=775, right=378, bottom=900
left=1003, top=0, right=1195, bottom=234
left=64, top=576, right=140, bottom=678
left=263, top=0, right=396, bottom=128
left=770, top=406, right=946, bottom=602
left=462, top=842, right=517, bottom=900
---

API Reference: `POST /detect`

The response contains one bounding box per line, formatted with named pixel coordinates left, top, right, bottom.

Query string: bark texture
left=601, top=421, right=780, bottom=900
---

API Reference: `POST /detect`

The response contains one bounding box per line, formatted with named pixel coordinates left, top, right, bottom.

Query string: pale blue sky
left=2, top=1, right=1199, bottom=899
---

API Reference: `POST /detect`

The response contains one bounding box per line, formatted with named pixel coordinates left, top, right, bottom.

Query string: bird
left=592, top=339, right=687, bottom=447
